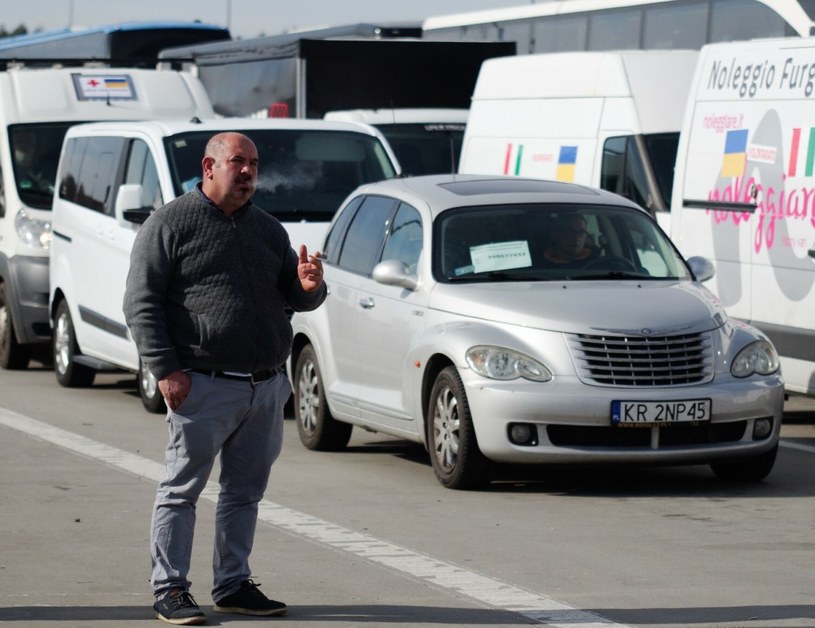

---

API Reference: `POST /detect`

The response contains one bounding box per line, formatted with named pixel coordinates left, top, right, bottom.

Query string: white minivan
left=0, top=66, right=213, bottom=370
left=458, top=50, right=698, bottom=230
left=49, top=117, right=399, bottom=411
left=670, top=37, right=815, bottom=397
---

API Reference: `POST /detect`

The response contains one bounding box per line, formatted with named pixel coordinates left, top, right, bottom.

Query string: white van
left=0, top=67, right=213, bottom=370
left=323, top=108, right=467, bottom=175
left=458, top=50, right=698, bottom=229
left=49, top=117, right=399, bottom=411
left=670, top=37, right=815, bottom=397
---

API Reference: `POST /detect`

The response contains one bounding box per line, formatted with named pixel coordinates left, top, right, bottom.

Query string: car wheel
left=52, top=300, right=95, bottom=388
left=711, top=444, right=778, bottom=482
left=138, top=359, right=166, bottom=414
left=0, top=283, right=31, bottom=369
left=428, top=366, right=490, bottom=490
left=294, top=344, right=352, bottom=451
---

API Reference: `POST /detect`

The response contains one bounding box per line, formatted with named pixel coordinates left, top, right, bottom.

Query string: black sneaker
left=213, top=579, right=287, bottom=617
left=153, top=589, right=206, bottom=625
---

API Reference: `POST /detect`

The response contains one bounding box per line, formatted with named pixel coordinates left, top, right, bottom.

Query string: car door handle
left=358, top=297, right=375, bottom=309
left=808, top=247, right=815, bottom=259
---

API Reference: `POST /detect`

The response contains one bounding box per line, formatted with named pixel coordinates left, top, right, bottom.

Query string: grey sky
left=0, top=0, right=530, bottom=39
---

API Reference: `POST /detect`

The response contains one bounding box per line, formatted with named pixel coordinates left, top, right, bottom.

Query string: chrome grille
left=569, top=332, right=713, bottom=387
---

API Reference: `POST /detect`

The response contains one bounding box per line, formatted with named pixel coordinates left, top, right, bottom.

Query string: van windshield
left=165, top=129, right=397, bottom=221
left=375, top=123, right=465, bottom=176
left=10, top=123, right=74, bottom=210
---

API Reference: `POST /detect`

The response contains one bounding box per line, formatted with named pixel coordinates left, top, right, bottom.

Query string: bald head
left=201, top=132, right=259, bottom=215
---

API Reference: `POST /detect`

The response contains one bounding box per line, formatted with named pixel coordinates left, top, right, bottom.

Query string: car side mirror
left=116, top=183, right=153, bottom=224
left=687, top=255, right=715, bottom=283
left=372, top=259, right=419, bottom=291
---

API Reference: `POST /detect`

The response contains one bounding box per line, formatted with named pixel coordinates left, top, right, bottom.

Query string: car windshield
left=165, top=129, right=397, bottom=222
left=434, top=203, right=692, bottom=282
left=376, top=123, right=464, bottom=176
left=10, top=123, right=74, bottom=210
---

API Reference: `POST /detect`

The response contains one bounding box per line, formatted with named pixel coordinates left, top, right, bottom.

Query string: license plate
left=611, top=399, right=711, bottom=427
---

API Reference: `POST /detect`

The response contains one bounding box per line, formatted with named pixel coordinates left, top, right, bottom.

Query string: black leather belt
left=191, top=368, right=276, bottom=384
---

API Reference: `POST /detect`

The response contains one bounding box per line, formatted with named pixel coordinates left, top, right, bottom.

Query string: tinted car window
left=381, top=203, right=423, bottom=273
left=377, top=124, right=464, bottom=175
left=323, top=195, right=363, bottom=264
left=59, top=136, right=126, bottom=215
left=337, top=195, right=396, bottom=275
left=11, top=123, right=74, bottom=210
left=123, top=139, right=163, bottom=211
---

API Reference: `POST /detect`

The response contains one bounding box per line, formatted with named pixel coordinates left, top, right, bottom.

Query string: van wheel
left=0, top=283, right=31, bottom=370
left=138, top=359, right=166, bottom=414
left=52, top=300, right=94, bottom=388
left=711, top=444, right=778, bottom=482
left=294, top=344, right=352, bottom=451
left=428, top=366, right=490, bottom=490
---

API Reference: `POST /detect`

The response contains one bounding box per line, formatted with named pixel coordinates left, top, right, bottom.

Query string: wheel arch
left=50, top=288, right=66, bottom=322
left=420, top=353, right=456, bottom=447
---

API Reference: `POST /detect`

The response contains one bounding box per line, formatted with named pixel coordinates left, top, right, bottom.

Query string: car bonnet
left=428, top=280, right=727, bottom=335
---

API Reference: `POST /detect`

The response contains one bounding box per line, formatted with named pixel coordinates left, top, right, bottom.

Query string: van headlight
left=466, top=345, right=552, bottom=382
left=731, top=340, right=780, bottom=377
left=15, top=208, right=52, bottom=250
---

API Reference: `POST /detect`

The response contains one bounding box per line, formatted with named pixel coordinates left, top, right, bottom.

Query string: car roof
left=352, top=174, right=646, bottom=218
left=63, top=117, right=385, bottom=138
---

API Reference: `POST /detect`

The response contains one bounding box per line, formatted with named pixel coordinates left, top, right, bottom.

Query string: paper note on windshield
left=470, top=241, right=532, bottom=273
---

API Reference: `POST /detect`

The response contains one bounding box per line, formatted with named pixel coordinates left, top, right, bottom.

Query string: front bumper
left=3, top=254, right=50, bottom=345
left=462, top=371, right=785, bottom=465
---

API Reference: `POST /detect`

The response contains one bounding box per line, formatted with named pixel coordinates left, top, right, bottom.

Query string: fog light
left=753, top=418, right=773, bottom=439
left=508, top=423, right=538, bottom=446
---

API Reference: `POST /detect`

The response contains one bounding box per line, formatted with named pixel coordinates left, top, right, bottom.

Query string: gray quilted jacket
left=123, top=189, right=326, bottom=380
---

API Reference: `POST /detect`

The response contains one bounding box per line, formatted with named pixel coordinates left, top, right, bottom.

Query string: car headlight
left=466, top=345, right=552, bottom=382
left=15, top=208, right=52, bottom=250
left=731, top=340, right=780, bottom=378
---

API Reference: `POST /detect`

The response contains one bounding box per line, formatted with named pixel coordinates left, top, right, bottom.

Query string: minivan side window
left=124, top=139, right=163, bottom=211
left=59, top=136, right=126, bottom=215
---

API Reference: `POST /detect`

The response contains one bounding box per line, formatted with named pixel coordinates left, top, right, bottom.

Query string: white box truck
left=0, top=66, right=213, bottom=370
left=670, top=37, right=815, bottom=397
left=458, top=50, right=698, bottom=230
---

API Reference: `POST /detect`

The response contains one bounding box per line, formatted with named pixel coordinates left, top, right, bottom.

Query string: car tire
left=52, top=300, right=95, bottom=388
left=0, top=282, right=32, bottom=370
left=710, top=444, right=778, bottom=482
left=427, top=366, right=490, bottom=490
left=138, top=359, right=166, bottom=414
left=294, top=344, right=352, bottom=451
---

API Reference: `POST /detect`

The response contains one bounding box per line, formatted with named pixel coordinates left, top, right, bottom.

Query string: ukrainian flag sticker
left=556, top=145, right=577, bottom=182
left=721, top=129, right=748, bottom=178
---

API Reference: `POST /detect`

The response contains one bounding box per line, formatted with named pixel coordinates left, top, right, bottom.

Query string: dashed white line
left=780, top=440, right=815, bottom=454
left=0, top=406, right=624, bottom=627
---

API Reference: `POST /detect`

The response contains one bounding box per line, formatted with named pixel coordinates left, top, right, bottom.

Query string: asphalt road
left=1, top=364, right=814, bottom=628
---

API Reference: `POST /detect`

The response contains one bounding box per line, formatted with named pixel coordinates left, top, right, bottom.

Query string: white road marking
left=0, top=407, right=623, bottom=627
left=780, top=440, right=815, bottom=454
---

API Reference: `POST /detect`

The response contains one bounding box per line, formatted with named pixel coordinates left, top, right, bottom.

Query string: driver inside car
left=540, top=213, right=598, bottom=267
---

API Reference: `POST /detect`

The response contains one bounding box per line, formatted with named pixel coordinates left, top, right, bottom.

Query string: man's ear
left=202, top=156, right=215, bottom=179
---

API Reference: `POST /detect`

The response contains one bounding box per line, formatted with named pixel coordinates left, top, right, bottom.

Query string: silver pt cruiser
left=288, top=175, right=784, bottom=489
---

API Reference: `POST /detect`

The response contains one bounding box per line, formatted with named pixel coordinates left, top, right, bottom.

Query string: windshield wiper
left=447, top=271, right=549, bottom=282
left=571, top=271, right=647, bottom=280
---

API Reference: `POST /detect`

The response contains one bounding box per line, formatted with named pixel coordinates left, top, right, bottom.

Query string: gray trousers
left=150, top=370, right=290, bottom=601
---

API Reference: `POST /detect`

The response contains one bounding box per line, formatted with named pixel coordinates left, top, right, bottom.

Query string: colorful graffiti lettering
left=707, top=174, right=815, bottom=252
